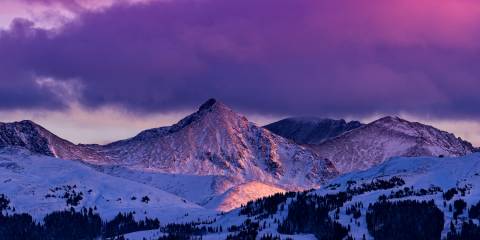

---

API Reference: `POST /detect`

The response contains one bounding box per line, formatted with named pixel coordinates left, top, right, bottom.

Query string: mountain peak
left=375, top=115, right=403, bottom=122
left=370, top=116, right=412, bottom=127
left=0, top=120, right=55, bottom=156
left=16, top=119, right=36, bottom=125
left=110, top=98, right=242, bottom=145
left=0, top=120, right=105, bottom=161
left=1, top=119, right=38, bottom=128
left=167, top=98, right=239, bottom=133
left=198, top=98, right=219, bottom=111
left=197, top=98, right=232, bottom=114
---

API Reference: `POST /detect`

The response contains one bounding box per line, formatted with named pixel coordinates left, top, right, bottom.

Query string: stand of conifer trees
left=366, top=200, right=444, bottom=240
left=277, top=192, right=350, bottom=240
left=0, top=205, right=159, bottom=239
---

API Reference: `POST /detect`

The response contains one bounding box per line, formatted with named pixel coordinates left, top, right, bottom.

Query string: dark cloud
left=1, top=0, right=480, bottom=118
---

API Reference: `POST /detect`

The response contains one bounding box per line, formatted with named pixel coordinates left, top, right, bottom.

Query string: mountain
left=313, top=116, right=475, bottom=173
left=264, top=117, right=362, bottom=144
left=101, top=99, right=338, bottom=189
left=3, top=102, right=475, bottom=214
left=3, top=107, right=480, bottom=239
left=0, top=120, right=105, bottom=162
left=0, top=147, right=210, bottom=222
left=0, top=99, right=338, bottom=210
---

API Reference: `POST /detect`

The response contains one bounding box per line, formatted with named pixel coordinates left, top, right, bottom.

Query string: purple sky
left=1, top=0, right=480, bottom=144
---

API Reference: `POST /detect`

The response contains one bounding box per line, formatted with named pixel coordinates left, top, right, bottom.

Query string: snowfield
left=0, top=148, right=213, bottom=222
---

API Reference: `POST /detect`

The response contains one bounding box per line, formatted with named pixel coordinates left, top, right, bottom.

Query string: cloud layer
left=1, top=0, right=480, bottom=118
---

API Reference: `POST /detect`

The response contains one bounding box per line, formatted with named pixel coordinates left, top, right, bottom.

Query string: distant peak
left=370, top=116, right=418, bottom=128
left=161, top=98, right=240, bottom=134
left=198, top=98, right=219, bottom=111
left=18, top=120, right=38, bottom=126
left=287, top=117, right=329, bottom=122
left=197, top=98, right=232, bottom=113
left=0, top=119, right=38, bottom=128
left=376, top=116, right=403, bottom=122
left=279, top=117, right=360, bottom=126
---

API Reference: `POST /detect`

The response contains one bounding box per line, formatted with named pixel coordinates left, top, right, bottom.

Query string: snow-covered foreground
left=119, top=153, right=480, bottom=239
left=0, top=148, right=214, bottom=222
left=315, top=153, right=480, bottom=239
left=4, top=144, right=480, bottom=239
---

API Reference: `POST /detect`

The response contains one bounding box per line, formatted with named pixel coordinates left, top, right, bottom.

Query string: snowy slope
left=313, top=153, right=480, bottom=239
left=313, top=116, right=474, bottom=173
left=0, top=147, right=212, bottom=222
left=92, top=164, right=239, bottom=207
left=204, top=181, right=286, bottom=212
left=265, top=117, right=362, bottom=144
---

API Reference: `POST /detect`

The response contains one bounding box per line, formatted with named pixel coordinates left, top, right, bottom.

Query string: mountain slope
left=204, top=181, right=286, bottom=212
left=264, top=117, right=362, bottom=144
left=101, top=99, right=338, bottom=190
left=312, top=116, right=474, bottom=173
left=91, top=164, right=239, bottom=208
left=0, top=147, right=210, bottom=222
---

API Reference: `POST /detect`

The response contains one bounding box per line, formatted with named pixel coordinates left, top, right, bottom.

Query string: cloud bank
left=1, top=0, right=480, bottom=119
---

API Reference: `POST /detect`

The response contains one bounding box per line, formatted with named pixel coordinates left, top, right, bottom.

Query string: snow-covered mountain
left=0, top=99, right=338, bottom=211
left=100, top=99, right=337, bottom=190
left=312, top=116, right=474, bottom=173
left=264, top=117, right=362, bottom=144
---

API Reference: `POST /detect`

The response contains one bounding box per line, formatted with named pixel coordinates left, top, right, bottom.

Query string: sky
left=0, top=0, right=480, bottom=145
